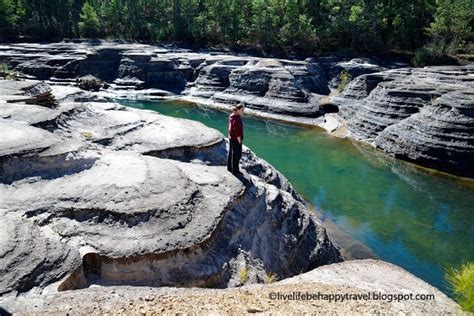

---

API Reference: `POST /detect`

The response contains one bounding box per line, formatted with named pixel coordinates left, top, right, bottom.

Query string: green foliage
left=426, top=0, right=474, bottom=54
left=0, top=0, right=23, bottom=35
left=0, top=0, right=472, bottom=55
left=349, top=5, right=363, bottom=23
left=0, top=62, right=9, bottom=76
left=0, top=62, right=17, bottom=79
left=445, top=261, right=474, bottom=312
left=337, top=70, right=351, bottom=92
left=412, top=47, right=431, bottom=67
left=238, top=267, right=249, bottom=284
left=79, top=2, right=99, bottom=38
left=263, top=271, right=278, bottom=284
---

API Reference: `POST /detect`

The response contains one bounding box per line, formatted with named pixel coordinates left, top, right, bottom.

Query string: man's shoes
left=232, top=171, right=244, bottom=176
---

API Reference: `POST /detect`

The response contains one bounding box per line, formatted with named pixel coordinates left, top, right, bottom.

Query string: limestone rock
left=375, top=89, right=474, bottom=177
left=0, top=120, right=61, bottom=158
left=325, top=57, right=393, bottom=89
left=0, top=79, right=341, bottom=296
left=117, top=53, right=186, bottom=91
left=0, top=41, right=393, bottom=119
left=0, top=213, right=80, bottom=295
left=333, top=65, right=474, bottom=177
left=4, top=42, right=471, bottom=177
left=0, top=260, right=460, bottom=314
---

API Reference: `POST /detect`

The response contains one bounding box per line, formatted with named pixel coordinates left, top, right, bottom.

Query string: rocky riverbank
left=0, top=55, right=464, bottom=313
left=0, top=41, right=395, bottom=116
left=0, top=79, right=341, bottom=296
left=333, top=66, right=474, bottom=178
left=1, top=41, right=472, bottom=178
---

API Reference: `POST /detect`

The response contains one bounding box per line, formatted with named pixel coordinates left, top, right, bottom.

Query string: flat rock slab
left=42, top=100, right=224, bottom=156
left=0, top=80, right=42, bottom=95
left=0, top=120, right=61, bottom=157
left=1, top=152, right=244, bottom=257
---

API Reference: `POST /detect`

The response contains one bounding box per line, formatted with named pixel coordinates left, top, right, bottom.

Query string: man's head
left=233, top=103, right=245, bottom=116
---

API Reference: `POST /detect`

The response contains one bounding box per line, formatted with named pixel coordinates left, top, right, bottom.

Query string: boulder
left=77, top=75, right=103, bottom=91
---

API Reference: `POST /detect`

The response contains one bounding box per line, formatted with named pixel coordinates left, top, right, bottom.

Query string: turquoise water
left=121, top=99, right=474, bottom=294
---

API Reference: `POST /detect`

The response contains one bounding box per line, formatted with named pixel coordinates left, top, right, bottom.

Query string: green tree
left=251, top=0, right=278, bottom=48
left=79, top=2, right=100, bottom=38
left=426, top=0, right=474, bottom=54
left=0, top=0, right=22, bottom=37
left=1, top=0, right=472, bottom=56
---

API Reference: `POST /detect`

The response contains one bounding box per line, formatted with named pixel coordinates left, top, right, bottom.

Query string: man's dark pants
left=227, top=139, right=242, bottom=174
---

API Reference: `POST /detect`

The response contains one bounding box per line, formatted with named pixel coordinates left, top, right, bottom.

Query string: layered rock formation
left=1, top=41, right=472, bottom=177
left=333, top=65, right=474, bottom=177
left=0, top=42, right=394, bottom=119
left=0, top=80, right=341, bottom=297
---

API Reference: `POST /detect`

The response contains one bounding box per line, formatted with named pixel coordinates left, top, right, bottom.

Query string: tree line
left=0, top=0, right=473, bottom=56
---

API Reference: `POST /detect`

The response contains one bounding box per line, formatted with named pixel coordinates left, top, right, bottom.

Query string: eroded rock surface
left=0, top=260, right=461, bottom=315
left=0, top=41, right=397, bottom=119
left=3, top=42, right=473, bottom=178
left=0, top=80, right=341, bottom=298
left=333, top=65, right=474, bottom=177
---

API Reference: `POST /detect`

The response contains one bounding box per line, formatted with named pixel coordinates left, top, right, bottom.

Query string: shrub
left=238, top=267, right=249, bottom=284
left=337, top=70, right=351, bottom=92
left=0, top=63, right=9, bottom=75
left=263, top=272, right=278, bottom=284
left=0, top=63, right=18, bottom=79
left=411, top=48, right=432, bottom=67
left=445, top=261, right=474, bottom=312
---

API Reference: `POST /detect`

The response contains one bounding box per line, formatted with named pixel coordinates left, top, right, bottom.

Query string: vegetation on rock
left=445, top=261, right=474, bottom=312
left=263, top=272, right=278, bottom=284
left=239, top=267, right=250, bottom=284
left=0, top=63, right=17, bottom=79
left=337, top=70, right=351, bottom=92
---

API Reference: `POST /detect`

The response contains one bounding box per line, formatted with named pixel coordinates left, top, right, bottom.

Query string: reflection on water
left=121, top=99, right=474, bottom=294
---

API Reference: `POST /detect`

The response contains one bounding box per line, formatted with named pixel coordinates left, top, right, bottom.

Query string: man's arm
left=237, top=117, right=243, bottom=144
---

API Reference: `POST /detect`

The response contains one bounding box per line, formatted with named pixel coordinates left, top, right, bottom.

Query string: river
left=121, top=99, right=474, bottom=294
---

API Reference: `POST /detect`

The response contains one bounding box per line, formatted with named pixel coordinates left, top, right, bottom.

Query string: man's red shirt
left=228, top=112, right=244, bottom=141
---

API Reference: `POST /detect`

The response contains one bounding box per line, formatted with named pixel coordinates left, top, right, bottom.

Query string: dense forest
left=0, top=0, right=473, bottom=58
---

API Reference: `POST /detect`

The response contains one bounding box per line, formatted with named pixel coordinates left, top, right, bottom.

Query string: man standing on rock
left=227, top=104, right=245, bottom=176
